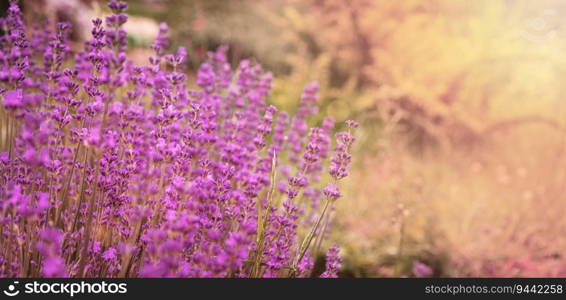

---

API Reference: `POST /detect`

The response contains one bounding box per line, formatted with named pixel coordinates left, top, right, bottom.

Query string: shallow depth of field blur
left=19, top=0, right=566, bottom=277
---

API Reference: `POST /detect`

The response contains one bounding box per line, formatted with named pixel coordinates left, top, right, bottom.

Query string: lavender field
left=2, top=0, right=566, bottom=278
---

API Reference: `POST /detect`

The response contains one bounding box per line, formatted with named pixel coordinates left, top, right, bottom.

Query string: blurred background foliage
left=26, top=0, right=566, bottom=277
left=121, top=0, right=566, bottom=152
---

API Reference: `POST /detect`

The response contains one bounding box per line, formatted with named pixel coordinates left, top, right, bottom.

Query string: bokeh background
left=16, top=0, right=566, bottom=277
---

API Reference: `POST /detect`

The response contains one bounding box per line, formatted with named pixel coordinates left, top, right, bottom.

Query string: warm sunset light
left=2, top=0, right=566, bottom=283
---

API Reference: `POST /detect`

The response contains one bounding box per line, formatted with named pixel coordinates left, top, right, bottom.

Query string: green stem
left=77, top=150, right=101, bottom=277
left=291, top=198, right=331, bottom=277
left=251, top=153, right=277, bottom=277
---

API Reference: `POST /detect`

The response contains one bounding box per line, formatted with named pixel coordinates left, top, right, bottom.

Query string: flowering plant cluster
left=0, top=0, right=355, bottom=278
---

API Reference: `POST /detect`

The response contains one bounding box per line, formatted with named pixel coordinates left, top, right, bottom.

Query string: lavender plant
left=0, top=0, right=356, bottom=278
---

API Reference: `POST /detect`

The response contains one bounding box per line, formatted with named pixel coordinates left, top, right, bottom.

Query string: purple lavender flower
left=413, top=261, right=433, bottom=278
left=321, top=244, right=342, bottom=278
left=2, top=89, right=23, bottom=109
left=0, top=0, right=356, bottom=278
left=323, top=184, right=341, bottom=201
left=329, top=124, right=356, bottom=181
left=37, top=228, right=68, bottom=277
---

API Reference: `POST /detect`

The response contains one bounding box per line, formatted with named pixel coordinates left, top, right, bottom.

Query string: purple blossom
left=413, top=261, right=433, bottom=278
left=102, top=247, right=118, bottom=262
left=0, top=0, right=356, bottom=278
left=37, top=228, right=68, bottom=277
left=321, top=244, right=342, bottom=278
left=329, top=125, right=357, bottom=181
left=323, top=184, right=341, bottom=201
left=2, top=89, right=23, bottom=109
